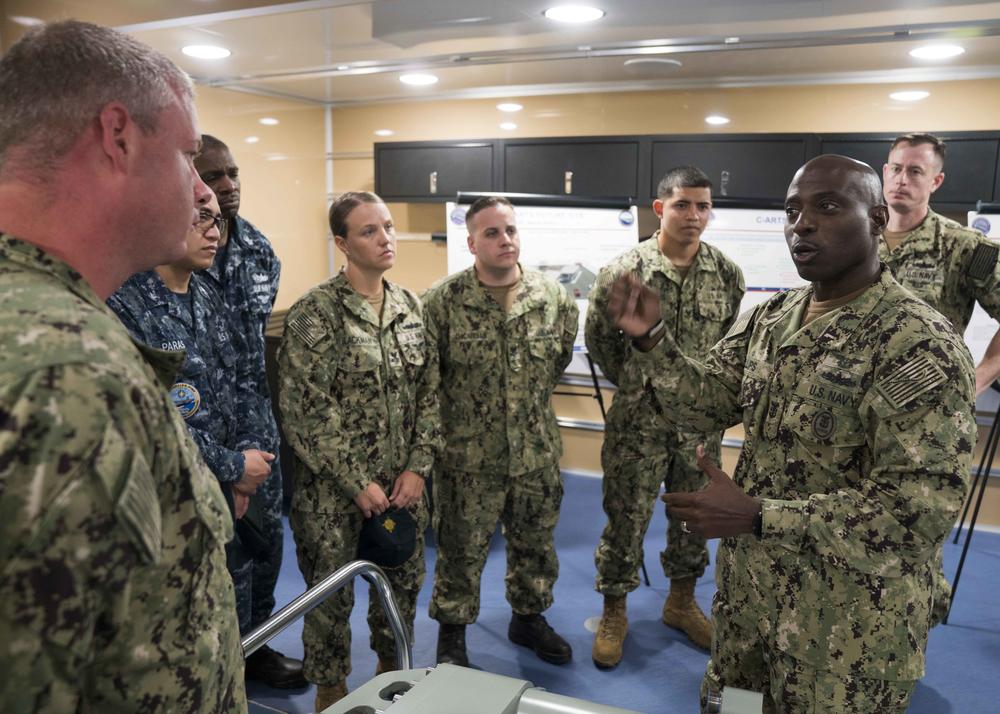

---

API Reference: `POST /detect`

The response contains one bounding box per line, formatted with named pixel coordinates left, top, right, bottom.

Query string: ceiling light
left=399, top=73, right=439, bottom=86
left=623, top=58, right=682, bottom=69
left=9, top=15, right=44, bottom=27
left=374, top=129, right=395, bottom=137
left=497, top=103, right=523, bottom=113
left=337, top=65, right=349, bottom=70
left=181, top=45, right=231, bottom=60
left=705, top=115, right=730, bottom=125
left=909, top=44, right=965, bottom=60
left=258, top=117, right=280, bottom=126
left=890, top=90, right=930, bottom=102
left=724, top=36, right=740, bottom=44
left=245, top=136, right=260, bottom=144
left=543, top=5, right=606, bottom=23
left=500, top=122, right=518, bottom=130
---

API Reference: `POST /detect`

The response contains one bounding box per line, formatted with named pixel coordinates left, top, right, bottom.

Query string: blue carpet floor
left=247, top=473, right=1000, bottom=713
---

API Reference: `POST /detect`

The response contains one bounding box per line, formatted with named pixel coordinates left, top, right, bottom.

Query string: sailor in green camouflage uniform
left=425, top=196, right=579, bottom=668
left=587, top=166, right=744, bottom=667
left=0, top=21, right=244, bottom=712
left=881, top=132, right=1000, bottom=623
left=278, top=192, right=441, bottom=711
left=606, top=156, right=975, bottom=713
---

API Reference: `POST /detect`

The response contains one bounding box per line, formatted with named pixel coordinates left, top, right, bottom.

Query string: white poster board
left=700, top=208, right=807, bottom=314
left=966, top=212, right=1000, bottom=366
left=445, top=201, right=639, bottom=375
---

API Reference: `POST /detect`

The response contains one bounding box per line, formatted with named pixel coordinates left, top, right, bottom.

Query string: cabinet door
left=503, top=140, right=640, bottom=197
left=821, top=135, right=999, bottom=208
left=376, top=143, right=495, bottom=201
left=650, top=138, right=809, bottom=203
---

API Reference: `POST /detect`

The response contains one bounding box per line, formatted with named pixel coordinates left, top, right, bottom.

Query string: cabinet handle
left=720, top=170, right=730, bottom=197
left=429, top=171, right=438, bottom=194
left=564, top=170, right=573, bottom=194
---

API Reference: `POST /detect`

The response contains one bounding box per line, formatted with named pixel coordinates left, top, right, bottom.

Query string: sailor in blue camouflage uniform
left=196, top=135, right=305, bottom=687
left=107, top=195, right=276, bottom=636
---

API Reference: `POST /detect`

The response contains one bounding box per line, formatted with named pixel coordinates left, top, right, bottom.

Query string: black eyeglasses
left=197, top=210, right=227, bottom=234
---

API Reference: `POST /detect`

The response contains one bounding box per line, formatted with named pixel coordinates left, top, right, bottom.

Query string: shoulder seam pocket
left=725, top=306, right=755, bottom=339
left=288, top=310, right=325, bottom=348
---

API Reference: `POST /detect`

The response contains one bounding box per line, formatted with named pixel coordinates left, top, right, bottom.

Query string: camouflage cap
left=357, top=508, right=417, bottom=568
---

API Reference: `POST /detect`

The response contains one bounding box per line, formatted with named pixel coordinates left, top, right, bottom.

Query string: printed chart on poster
left=966, top=212, right=1000, bottom=365
left=701, top=208, right=807, bottom=314
left=445, top=200, right=639, bottom=376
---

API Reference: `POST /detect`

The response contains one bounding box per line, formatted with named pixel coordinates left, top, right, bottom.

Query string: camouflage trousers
left=290, top=495, right=427, bottom=685
left=931, top=547, right=951, bottom=625
left=429, top=464, right=563, bottom=624
left=594, top=431, right=715, bottom=596
left=701, top=586, right=914, bottom=713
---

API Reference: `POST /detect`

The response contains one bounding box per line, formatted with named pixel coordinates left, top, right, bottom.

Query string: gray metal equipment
left=321, top=663, right=641, bottom=714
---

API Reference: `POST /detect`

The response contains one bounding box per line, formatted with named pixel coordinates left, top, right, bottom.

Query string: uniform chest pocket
left=897, top=264, right=944, bottom=306
left=696, top=296, right=732, bottom=322
left=450, top=332, right=497, bottom=365
left=336, top=339, right=382, bottom=373
left=527, top=333, right=561, bottom=361
left=784, top=395, right=866, bottom=478
left=395, top=327, right=426, bottom=367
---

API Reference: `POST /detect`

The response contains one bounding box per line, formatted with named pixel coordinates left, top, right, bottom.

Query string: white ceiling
left=8, top=0, right=1000, bottom=105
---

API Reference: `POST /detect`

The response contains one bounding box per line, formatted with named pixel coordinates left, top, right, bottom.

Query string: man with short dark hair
left=608, top=155, right=975, bottom=712
left=587, top=165, right=744, bottom=668
left=195, top=137, right=304, bottom=687
left=424, top=195, right=579, bottom=668
left=0, top=20, right=245, bottom=711
left=881, top=132, right=1000, bottom=622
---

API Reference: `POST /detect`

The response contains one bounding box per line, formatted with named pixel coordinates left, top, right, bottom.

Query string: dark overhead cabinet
left=503, top=139, right=640, bottom=198
left=650, top=136, right=812, bottom=204
left=375, top=141, right=497, bottom=201
left=821, top=133, right=1000, bottom=208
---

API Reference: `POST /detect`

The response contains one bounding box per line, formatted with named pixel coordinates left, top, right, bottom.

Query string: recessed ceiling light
left=399, top=73, right=439, bottom=86
left=245, top=136, right=260, bottom=144
left=497, top=102, right=523, bottom=113
left=890, top=90, right=930, bottom=102
left=265, top=154, right=287, bottom=162
left=705, top=115, right=730, bottom=125
left=258, top=117, right=280, bottom=126
left=623, top=58, right=683, bottom=68
left=337, top=65, right=349, bottom=71
left=374, top=129, right=395, bottom=137
left=909, top=44, right=965, bottom=60
left=543, top=5, right=605, bottom=23
left=181, top=45, right=231, bottom=60
left=9, top=15, right=44, bottom=27
left=500, top=122, right=518, bottom=130
left=724, top=36, right=740, bottom=44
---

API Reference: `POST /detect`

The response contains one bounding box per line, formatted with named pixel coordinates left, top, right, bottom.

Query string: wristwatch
left=752, top=506, right=763, bottom=539
left=633, top=318, right=665, bottom=346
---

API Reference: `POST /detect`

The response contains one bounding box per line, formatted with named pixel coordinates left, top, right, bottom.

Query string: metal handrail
left=241, top=559, right=412, bottom=671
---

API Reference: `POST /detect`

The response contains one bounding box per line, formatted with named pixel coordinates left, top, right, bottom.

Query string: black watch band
left=752, top=507, right=763, bottom=539
left=634, top=318, right=665, bottom=345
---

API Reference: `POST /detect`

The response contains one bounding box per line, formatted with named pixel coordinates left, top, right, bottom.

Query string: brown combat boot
left=591, top=595, right=628, bottom=669
left=314, top=680, right=348, bottom=711
left=662, top=577, right=712, bottom=650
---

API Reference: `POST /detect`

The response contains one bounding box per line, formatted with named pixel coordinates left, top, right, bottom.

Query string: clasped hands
left=354, top=470, right=424, bottom=518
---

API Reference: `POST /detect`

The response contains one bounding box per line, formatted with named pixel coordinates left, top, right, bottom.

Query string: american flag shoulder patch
left=875, top=355, right=947, bottom=410
left=288, top=311, right=325, bottom=348
left=967, top=241, right=999, bottom=281
left=725, top=307, right=755, bottom=339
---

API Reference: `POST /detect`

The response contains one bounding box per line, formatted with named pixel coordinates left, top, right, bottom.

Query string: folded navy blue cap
left=357, top=507, right=417, bottom=568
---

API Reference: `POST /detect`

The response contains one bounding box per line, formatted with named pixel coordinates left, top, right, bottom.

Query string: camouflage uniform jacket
left=880, top=208, right=1000, bottom=331
left=635, top=267, right=975, bottom=679
left=278, top=272, right=441, bottom=509
left=586, top=233, right=744, bottom=450
left=0, top=235, right=244, bottom=711
left=108, top=270, right=265, bottom=483
left=423, top=266, right=579, bottom=476
left=203, top=215, right=281, bottom=451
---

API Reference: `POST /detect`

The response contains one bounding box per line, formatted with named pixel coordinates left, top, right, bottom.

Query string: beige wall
left=194, top=86, right=328, bottom=311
